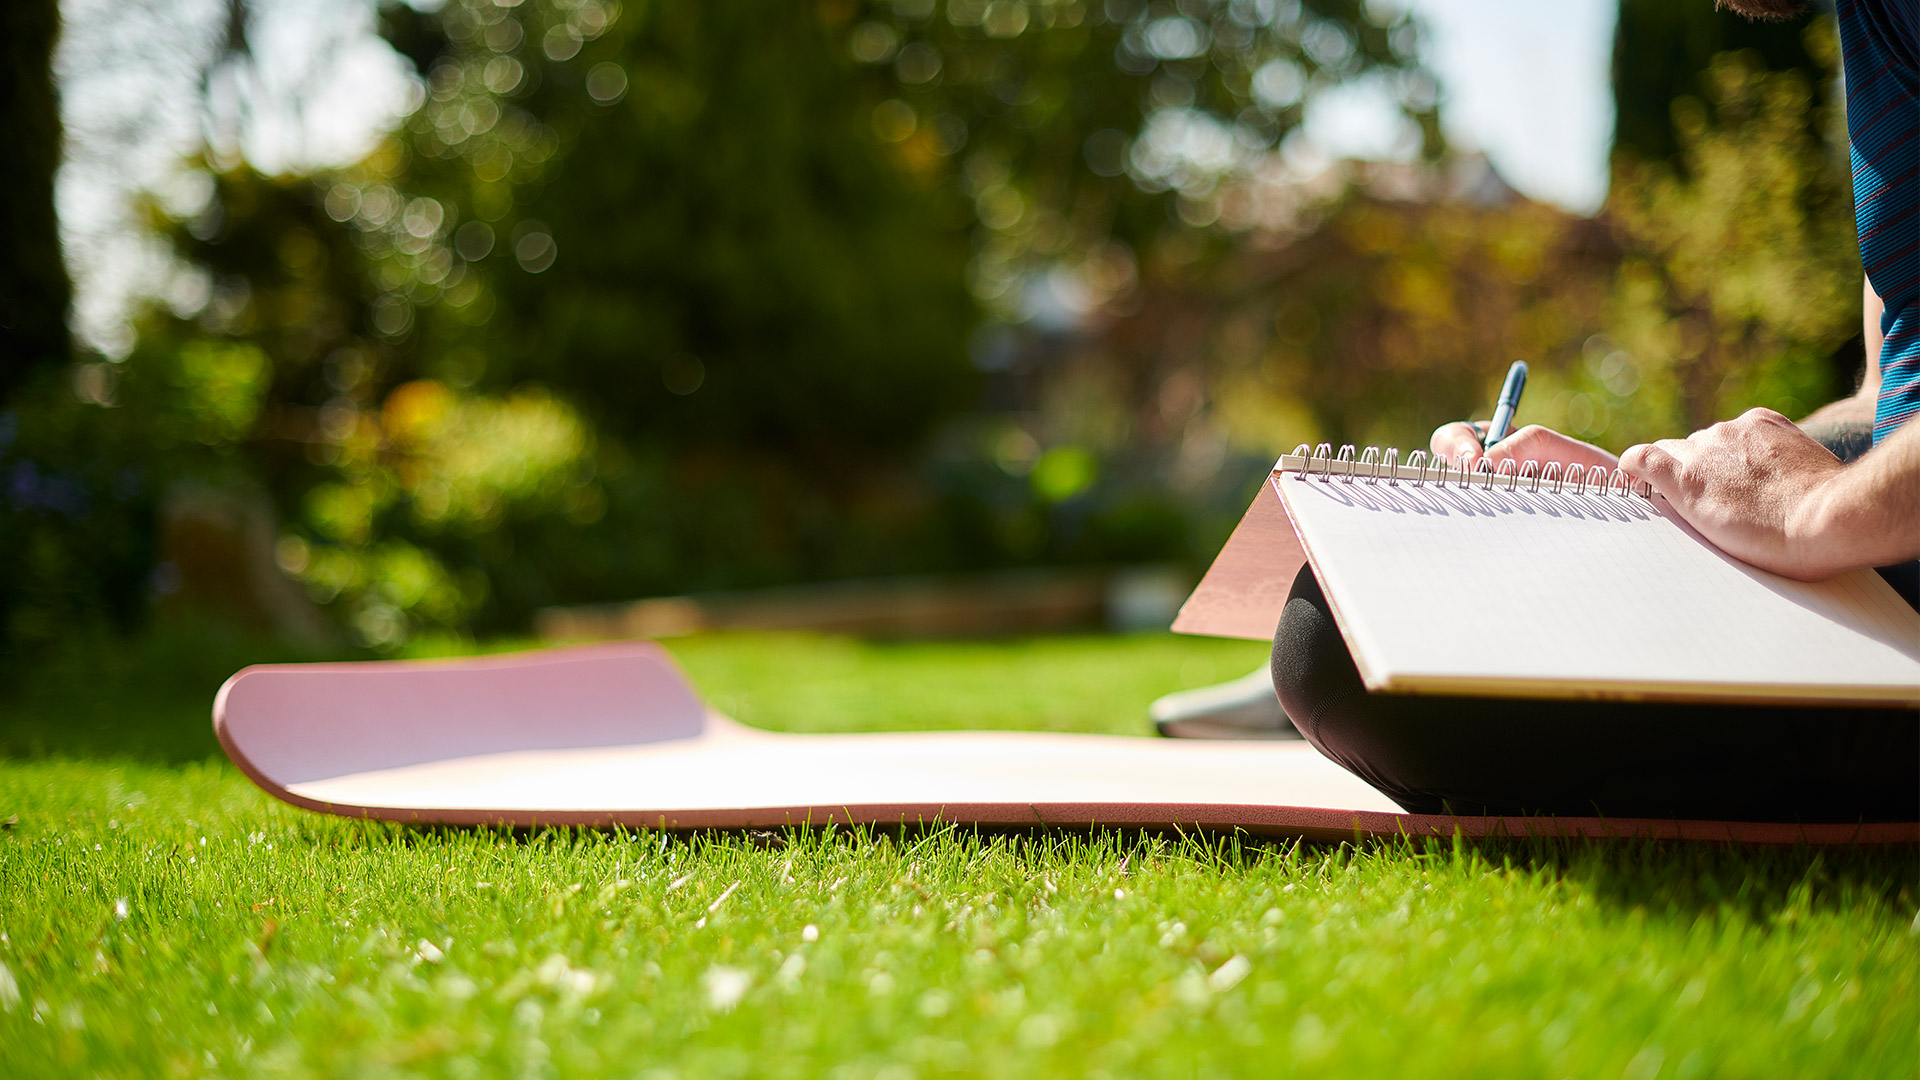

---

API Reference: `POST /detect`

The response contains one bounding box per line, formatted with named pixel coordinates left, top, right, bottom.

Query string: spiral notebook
left=1174, top=445, right=1920, bottom=706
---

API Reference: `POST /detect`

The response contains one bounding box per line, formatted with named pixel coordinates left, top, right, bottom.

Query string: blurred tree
left=0, top=0, right=70, bottom=400
left=0, top=390, right=161, bottom=664
left=105, top=0, right=1434, bottom=646
left=1613, top=1, right=1862, bottom=415
left=12, top=0, right=1866, bottom=659
left=373, top=0, right=1432, bottom=445
left=1033, top=12, right=1859, bottom=484
left=0, top=0, right=146, bottom=670
left=851, top=0, right=1438, bottom=321
left=391, top=0, right=980, bottom=452
left=1603, top=45, right=1858, bottom=437
left=1037, top=164, right=1617, bottom=460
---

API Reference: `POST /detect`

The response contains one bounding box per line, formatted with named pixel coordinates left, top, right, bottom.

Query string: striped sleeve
left=1836, top=0, right=1920, bottom=442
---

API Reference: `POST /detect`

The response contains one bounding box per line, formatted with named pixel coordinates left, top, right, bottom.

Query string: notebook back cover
left=1168, top=470, right=1307, bottom=641
left=1276, top=470, right=1920, bottom=706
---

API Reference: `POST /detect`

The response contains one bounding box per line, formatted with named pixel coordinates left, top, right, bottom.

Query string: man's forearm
left=1794, top=421, right=1920, bottom=573
left=1797, top=398, right=1874, bottom=463
left=1800, top=393, right=1875, bottom=430
left=1798, top=277, right=1887, bottom=449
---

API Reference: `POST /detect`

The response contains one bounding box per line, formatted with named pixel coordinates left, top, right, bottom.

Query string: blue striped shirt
left=1836, top=0, right=1920, bottom=443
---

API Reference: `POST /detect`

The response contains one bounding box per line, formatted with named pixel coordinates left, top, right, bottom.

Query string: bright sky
left=1415, top=0, right=1617, bottom=214
left=1329, top=0, right=1619, bottom=215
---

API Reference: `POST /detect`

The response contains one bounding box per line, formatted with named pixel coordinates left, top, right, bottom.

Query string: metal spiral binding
left=1286, top=443, right=1651, bottom=498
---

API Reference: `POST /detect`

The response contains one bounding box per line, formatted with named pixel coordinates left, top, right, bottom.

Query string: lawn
left=1, top=630, right=1915, bottom=1078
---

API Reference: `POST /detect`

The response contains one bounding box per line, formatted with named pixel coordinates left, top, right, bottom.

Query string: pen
left=1483, top=360, right=1528, bottom=446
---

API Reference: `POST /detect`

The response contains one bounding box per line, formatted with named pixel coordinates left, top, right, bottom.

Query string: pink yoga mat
left=214, top=642, right=1917, bottom=844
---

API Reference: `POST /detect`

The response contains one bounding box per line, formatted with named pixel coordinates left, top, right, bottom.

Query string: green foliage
left=1180, top=192, right=1616, bottom=454
left=1611, top=0, right=1834, bottom=172
left=846, top=0, right=1434, bottom=318
left=0, top=374, right=159, bottom=666
left=169, top=341, right=273, bottom=443
left=388, top=0, right=981, bottom=452
left=1084, top=27, right=1858, bottom=462
left=1601, top=47, right=1858, bottom=439
left=73, top=0, right=1429, bottom=649
left=5, top=2, right=1864, bottom=655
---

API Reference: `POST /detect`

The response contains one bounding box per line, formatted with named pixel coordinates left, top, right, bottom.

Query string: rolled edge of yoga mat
left=212, top=642, right=1920, bottom=846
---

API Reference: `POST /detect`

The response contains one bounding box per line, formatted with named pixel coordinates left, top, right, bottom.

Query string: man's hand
left=1429, top=422, right=1619, bottom=470
left=1619, top=409, right=1850, bottom=579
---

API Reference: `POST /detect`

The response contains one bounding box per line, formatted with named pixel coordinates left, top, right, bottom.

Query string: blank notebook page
left=1275, top=471, right=1920, bottom=705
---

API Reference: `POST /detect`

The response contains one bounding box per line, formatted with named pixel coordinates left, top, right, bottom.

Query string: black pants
left=1270, top=566, right=1920, bottom=822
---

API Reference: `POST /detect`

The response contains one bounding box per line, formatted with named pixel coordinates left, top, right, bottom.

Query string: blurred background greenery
left=0, top=0, right=1866, bottom=665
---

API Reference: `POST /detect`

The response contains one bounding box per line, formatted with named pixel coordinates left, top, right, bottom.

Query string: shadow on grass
left=375, top=820, right=1919, bottom=927
left=1415, top=832, right=1918, bottom=925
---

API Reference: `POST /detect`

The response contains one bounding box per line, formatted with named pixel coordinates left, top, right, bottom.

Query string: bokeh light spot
left=1252, top=59, right=1306, bottom=109
left=323, top=183, right=360, bottom=222
left=982, top=1, right=1029, bottom=38
left=662, top=356, right=705, bottom=396
left=586, top=62, right=628, bottom=104
left=485, top=19, right=524, bottom=53
left=928, top=113, right=968, bottom=156
left=483, top=55, right=525, bottom=94
left=1030, top=445, right=1097, bottom=502
left=850, top=22, right=900, bottom=64
left=371, top=294, right=415, bottom=337
left=947, top=0, right=986, bottom=27
left=402, top=197, right=445, bottom=239
left=1143, top=16, right=1207, bottom=59
left=543, top=24, right=583, bottom=61
left=454, top=220, right=495, bottom=261
left=511, top=222, right=557, bottom=273
left=872, top=99, right=917, bottom=143
left=894, top=42, right=942, bottom=84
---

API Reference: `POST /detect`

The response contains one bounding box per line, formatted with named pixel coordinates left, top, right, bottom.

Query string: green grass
left=2, top=629, right=1916, bottom=1078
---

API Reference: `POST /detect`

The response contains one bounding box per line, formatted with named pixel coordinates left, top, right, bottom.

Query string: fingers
left=1619, top=440, right=1684, bottom=501
left=1430, top=422, right=1484, bottom=461
left=1431, top=421, right=1623, bottom=473
left=1482, top=425, right=1555, bottom=464
left=1485, top=425, right=1620, bottom=470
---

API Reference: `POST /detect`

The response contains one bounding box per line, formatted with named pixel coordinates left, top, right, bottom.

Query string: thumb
left=1619, top=441, right=1682, bottom=501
